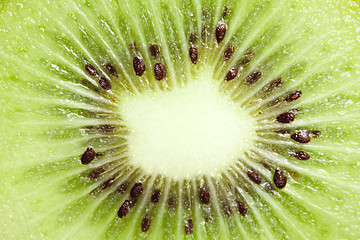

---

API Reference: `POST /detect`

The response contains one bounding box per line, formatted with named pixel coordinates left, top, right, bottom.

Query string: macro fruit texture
left=0, top=0, right=360, bottom=239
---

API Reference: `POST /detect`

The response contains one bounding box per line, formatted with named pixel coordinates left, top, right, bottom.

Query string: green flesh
left=1, top=0, right=360, bottom=239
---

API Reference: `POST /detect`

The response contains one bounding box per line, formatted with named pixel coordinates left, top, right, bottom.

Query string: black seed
left=274, top=169, right=287, bottom=189
left=185, top=218, right=193, bottom=235
left=88, top=167, right=105, bottom=179
left=247, top=170, right=262, bottom=184
left=246, top=71, right=262, bottom=85
left=101, top=177, right=115, bottom=189
left=291, top=131, right=311, bottom=143
left=223, top=202, right=232, bottom=217
left=151, top=189, right=161, bottom=204
left=293, top=151, right=310, bottom=160
left=268, top=78, right=283, bottom=91
left=168, top=196, right=177, bottom=211
left=150, top=44, right=160, bottom=58
left=199, top=188, right=210, bottom=204
left=216, top=24, right=226, bottom=43
left=105, top=62, right=117, bottom=77
left=311, top=130, right=322, bottom=137
left=224, top=46, right=234, bottom=61
left=117, top=181, right=129, bottom=194
left=97, top=125, right=116, bottom=133
left=189, top=32, right=198, bottom=44
left=216, top=24, right=227, bottom=43
left=85, top=64, right=99, bottom=76
left=276, top=111, right=296, bottom=123
left=154, top=63, right=166, bottom=80
left=285, top=90, right=302, bottom=102
left=189, top=47, right=198, bottom=64
left=130, top=182, right=144, bottom=199
left=236, top=200, right=248, bottom=216
left=99, top=77, right=111, bottom=90
left=81, top=147, right=95, bottom=165
left=141, top=215, right=151, bottom=232
left=133, top=56, right=146, bottom=76
left=225, top=67, right=238, bottom=81
left=118, top=200, right=131, bottom=218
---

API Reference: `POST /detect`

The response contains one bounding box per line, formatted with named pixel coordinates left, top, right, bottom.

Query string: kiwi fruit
left=1, top=0, right=360, bottom=239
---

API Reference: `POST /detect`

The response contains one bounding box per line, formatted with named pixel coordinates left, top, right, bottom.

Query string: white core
left=120, top=77, right=255, bottom=180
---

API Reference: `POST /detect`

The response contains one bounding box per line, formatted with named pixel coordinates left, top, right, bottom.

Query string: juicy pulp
left=1, top=0, right=360, bottom=239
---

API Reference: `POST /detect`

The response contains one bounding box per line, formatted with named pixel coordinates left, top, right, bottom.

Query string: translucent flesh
left=1, top=0, right=360, bottom=239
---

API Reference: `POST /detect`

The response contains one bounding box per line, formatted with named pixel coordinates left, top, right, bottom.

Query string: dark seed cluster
left=117, top=182, right=146, bottom=219
left=84, top=63, right=112, bottom=90
left=86, top=44, right=171, bottom=82
left=77, top=8, right=324, bottom=236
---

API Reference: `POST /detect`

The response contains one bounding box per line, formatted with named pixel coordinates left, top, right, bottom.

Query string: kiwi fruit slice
left=1, top=0, right=360, bottom=239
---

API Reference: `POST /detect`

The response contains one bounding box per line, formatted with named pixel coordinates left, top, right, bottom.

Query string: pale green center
left=120, top=76, right=256, bottom=180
